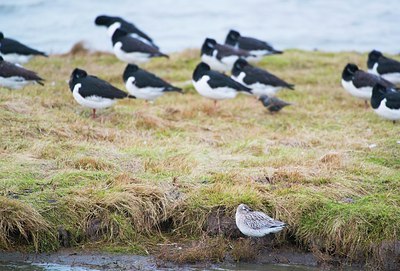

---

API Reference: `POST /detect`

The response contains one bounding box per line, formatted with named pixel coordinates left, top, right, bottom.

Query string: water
left=1, top=0, right=399, bottom=54
left=0, top=261, right=322, bottom=271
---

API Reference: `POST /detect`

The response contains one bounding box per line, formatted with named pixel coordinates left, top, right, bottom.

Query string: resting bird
left=123, top=64, right=182, bottom=102
left=341, top=63, right=395, bottom=107
left=68, top=68, right=135, bottom=118
left=235, top=204, right=287, bottom=237
left=192, top=62, right=252, bottom=107
left=259, top=95, right=291, bottom=113
left=225, top=30, right=282, bottom=62
left=370, top=83, right=400, bottom=123
left=94, top=15, right=158, bottom=48
left=367, top=50, right=400, bottom=84
left=201, top=38, right=255, bottom=73
left=0, top=32, right=47, bottom=64
left=232, top=58, right=294, bottom=97
left=0, top=56, right=44, bottom=89
left=112, top=28, right=168, bottom=64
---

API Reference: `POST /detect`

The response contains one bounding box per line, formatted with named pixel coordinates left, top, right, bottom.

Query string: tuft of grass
left=0, top=196, right=54, bottom=251
left=156, top=237, right=227, bottom=264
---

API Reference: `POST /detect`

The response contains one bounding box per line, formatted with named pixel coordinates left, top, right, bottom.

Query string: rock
left=57, top=226, right=71, bottom=247
left=377, top=240, right=400, bottom=271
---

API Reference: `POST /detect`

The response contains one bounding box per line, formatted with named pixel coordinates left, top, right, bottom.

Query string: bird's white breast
left=193, top=75, right=237, bottom=100
left=0, top=53, right=32, bottom=64
left=341, top=79, right=371, bottom=100
left=374, top=98, right=400, bottom=121
left=125, top=77, right=164, bottom=101
left=201, top=51, right=230, bottom=72
left=0, top=76, right=33, bottom=89
left=72, top=83, right=116, bottom=109
left=113, top=42, right=150, bottom=64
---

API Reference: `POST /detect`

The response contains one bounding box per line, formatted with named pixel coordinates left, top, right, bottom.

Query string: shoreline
left=0, top=246, right=360, bottom=271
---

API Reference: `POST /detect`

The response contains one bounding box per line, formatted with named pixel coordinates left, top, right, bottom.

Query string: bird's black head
left=201, top=38, right=216, bottom=56
left=371, top=83, right=388, bottom=109
left=0, top=32, right=3, bottom=40
left=122, top=64, right=139, bottom=82
left=95, top=15, right=121, bottom=27
left=71, top=68, right=87, bottom=79
left=225, top=30, right=240, bottom=46
left=368, top=50, right=383, bottom=69
left=342, top=63, right=359, bottom=81
left=192, top=62, right=211, bottom=81
left=111, top=28, right=129, bottom=43
left=232, top=58, right=249, bottom=75
left=0, top=56, right=3, bottom=62
left=69, top=68, right=87, bottom=91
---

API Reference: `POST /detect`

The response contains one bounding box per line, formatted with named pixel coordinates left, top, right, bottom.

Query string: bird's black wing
left=244, top=66, right=294, bottom=89
left=0, top=60, right=44, bottom=83
left=215, top=44, right=252, bottom=59
left=384, top=91, right=400, bottom=110
left=207, top=70, right=250, bottom=92
left=120, top=36, right=165, bottom=56
left=353, top=71, right=395, bottom=88
left=0, top=38, right=47, bottom=56
left=378, top=57, right=400, bottom=74
left=78, top=76, right=128, bottom=99
left=238, top=36, right=274, bottom=51
left=120, top=20, right=154, bottom=43
left=134, top=70, right=173, bottom=89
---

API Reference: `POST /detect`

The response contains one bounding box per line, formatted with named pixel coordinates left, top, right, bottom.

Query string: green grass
left=0, top=48, right=399, bottom=266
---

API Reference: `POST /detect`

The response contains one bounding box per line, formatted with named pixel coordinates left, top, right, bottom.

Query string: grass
left=0, top=47, right=399, bottom=267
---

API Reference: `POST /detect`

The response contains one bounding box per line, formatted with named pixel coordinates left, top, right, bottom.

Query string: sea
left=0, top=0, right=399, bottom=54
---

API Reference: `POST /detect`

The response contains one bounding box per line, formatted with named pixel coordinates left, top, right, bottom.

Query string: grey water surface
left=0, top=0, right=399, bottom=54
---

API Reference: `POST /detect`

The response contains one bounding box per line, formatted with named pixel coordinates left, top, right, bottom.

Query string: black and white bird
left=371, top=83, right=400, bottom=123
left=225, top=30, right=282, bottom=62
left=0, top=56, right=44, bottom=89
left=0, top=32, right=47, bottom=64
left=112, top=28, right=168, bottom=64
left=68, top=68, right=135, bottom=118
left=368, top=50, right=400, bottom=84
left=259, top=95, right=291, bottom=113
left=231, top=58, right=294, bottom=96
left=192, top=62, right=252, bottom=106
left=123, top=64, right=182, bottom=102
left=342, top=63, right=395, bottom=107
left=95, top=15, right=158, bottom=48
left=235, top=204, right=287, bottom=237
left=201, top=38, right=255, bottom=73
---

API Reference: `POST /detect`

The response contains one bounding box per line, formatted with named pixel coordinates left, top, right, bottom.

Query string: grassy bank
left=0, top=48, right=399, bottom=267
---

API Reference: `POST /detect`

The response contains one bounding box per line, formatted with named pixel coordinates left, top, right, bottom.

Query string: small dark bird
left=371, top=83, right=400, bottom=123
left=368, top=50, right=400, bottom=84
left=0, top=56, right=44, bottom=89
left=341, top=63, right=395, bottom=107
left=232, top=58, right=294, bottom=97
left=0, top=32, right=47, bottom=64
left=112, top=28, right=168, bottom=64
left=68, top=68, right=135, bottom=118
left=94, top=15, right=158, bottom=48
left=192, top=62, right=252, bottom=107
left=201, top=38, right=255, bottom=73
left=123, top=64, right=182, bottom=102
left=225, top=30, right=282, bottom=61
left=259, top=95, right=291, bottom=113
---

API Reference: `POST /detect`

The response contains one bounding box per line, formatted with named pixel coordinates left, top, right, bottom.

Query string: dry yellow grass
left=0, top=48, right=399, bottom=266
